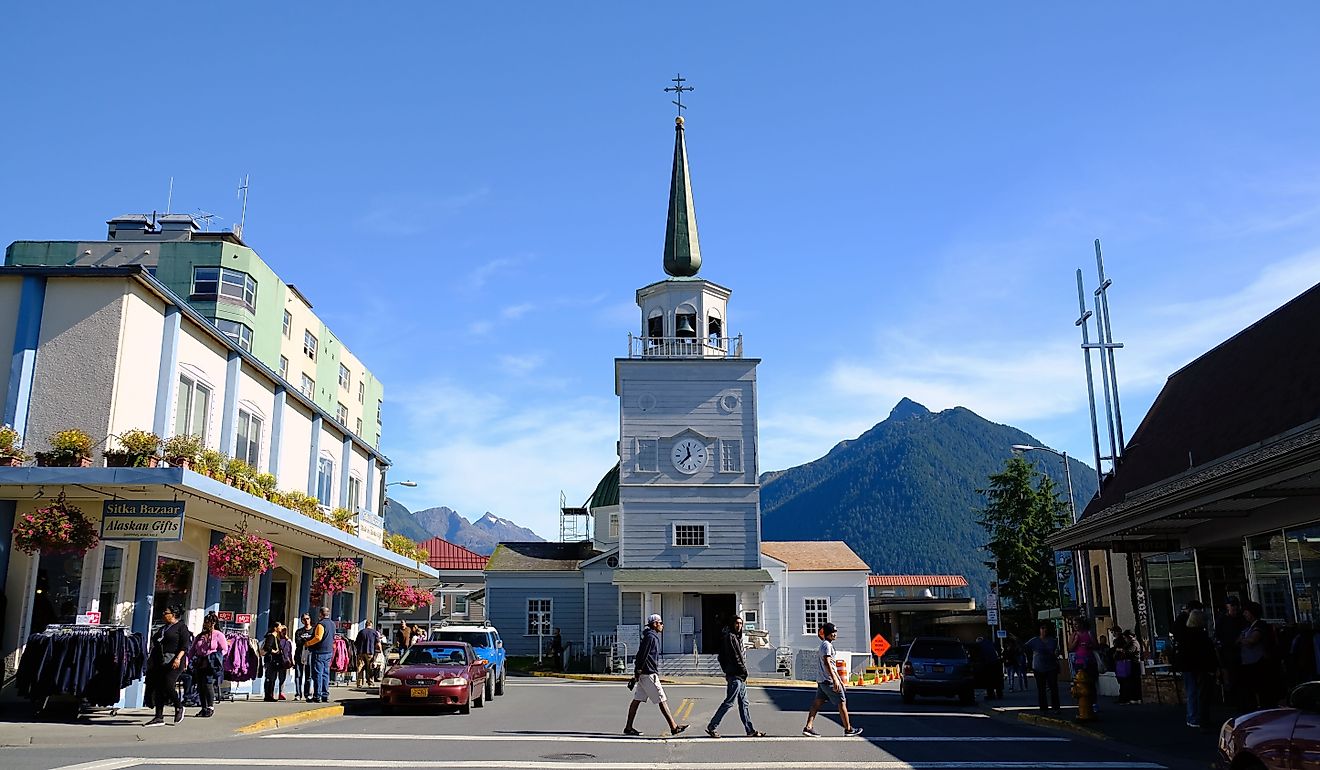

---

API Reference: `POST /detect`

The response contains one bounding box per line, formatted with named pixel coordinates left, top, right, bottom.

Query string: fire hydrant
left=1070, top=669, right=1096, bottom=722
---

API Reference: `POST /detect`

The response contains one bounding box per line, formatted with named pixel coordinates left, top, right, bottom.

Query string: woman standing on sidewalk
left=1175, top=609, right=1217, bottom=728
left=262, top=622, right=293, bottom=701
left=294, top=614, right=314, bottom=701
left=191, top=612, right=229, bottom=718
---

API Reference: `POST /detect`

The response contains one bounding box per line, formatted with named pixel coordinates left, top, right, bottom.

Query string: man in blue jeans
left=705, top=617, right=766, bottom=738
left=305, top=606, right=336, bottom=703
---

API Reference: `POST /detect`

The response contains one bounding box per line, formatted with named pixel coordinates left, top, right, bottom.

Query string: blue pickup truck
left=431, top=623, right=506, bottom=700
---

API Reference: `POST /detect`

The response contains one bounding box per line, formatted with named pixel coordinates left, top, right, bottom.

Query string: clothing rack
left=219, top=624, right=256, bottom=700
left=30, top=624, right=138, bottom=718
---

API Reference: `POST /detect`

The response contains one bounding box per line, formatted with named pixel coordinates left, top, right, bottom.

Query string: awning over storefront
left=0, top=467, right=437, bottom=579
left=612, top=568, right=774, bottom=587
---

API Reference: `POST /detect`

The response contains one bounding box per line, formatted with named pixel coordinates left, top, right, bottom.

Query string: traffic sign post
left=870, top=633, right=891, bottom=660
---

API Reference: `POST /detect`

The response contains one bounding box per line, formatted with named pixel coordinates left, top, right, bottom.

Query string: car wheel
left=485, top=675, right=494, bottom=702
left=495, top=671, right=506, bottom=696
left=901, top=686, right=915, bottom=704
left=959, top=688, right=975, bottom=706
left=459, top=689, right=472, bottom=715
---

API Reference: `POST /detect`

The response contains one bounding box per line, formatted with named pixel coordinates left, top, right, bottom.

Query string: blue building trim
left=218, top=351, right=242, bottom=456
left=3, top=275, right=47, bottom=438
left=257, top=568, right=274, bottom=636
left=269, top=386, right=286, bottom=477
left=357, top=571, right=370, bottom=632
left=151, top=305, right=181, bottom=437
left=308, top=416, right=322, bottom=497
left=205, top=529, right=224, bottom=613
left=0, top=500, right=15, bottom=599
left=132, top=541, right=159, bottom=638
left=365, top=457, right=377, bottom=515
left=339, top=435, right=352, bottom=510
left=299, top=556, right=314, bottom=617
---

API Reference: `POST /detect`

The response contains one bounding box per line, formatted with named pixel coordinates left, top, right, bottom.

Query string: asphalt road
left=5, top=678, right=1205, bottom=770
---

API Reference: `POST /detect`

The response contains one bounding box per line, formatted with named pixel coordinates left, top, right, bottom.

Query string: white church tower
left=613, top=115, right=772, bottom=655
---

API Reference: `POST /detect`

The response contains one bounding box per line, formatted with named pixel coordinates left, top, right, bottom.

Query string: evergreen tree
left=976, top=457, right=1070, bottom=630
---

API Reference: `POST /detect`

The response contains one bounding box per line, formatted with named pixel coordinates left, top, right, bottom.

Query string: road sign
left=870, top=633, right=891, bottom=658
left=996, top=629, right=1008, bottom=639
left=987, top=608, right=1001, bottom=625
left=986, top=594, right=999, bottom=610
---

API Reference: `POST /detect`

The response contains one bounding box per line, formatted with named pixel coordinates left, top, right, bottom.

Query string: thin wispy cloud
left=354, top=187, right=490, bottom=236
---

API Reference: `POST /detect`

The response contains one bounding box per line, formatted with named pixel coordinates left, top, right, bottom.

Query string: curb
left=1015, top=711, right=1106, bottom=740
left=234, top=703, right=344, bottom=735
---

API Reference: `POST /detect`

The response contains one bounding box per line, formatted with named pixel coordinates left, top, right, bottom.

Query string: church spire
left=663, top=115, right=702, bottom=277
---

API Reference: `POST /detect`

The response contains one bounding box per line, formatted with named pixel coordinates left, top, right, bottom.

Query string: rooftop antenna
left=664, top=73, right=693, bottom=117
left=166, top=176, right=174, bottom=215
left=235, top=174, right=250, bottom=239
left=193, top=210, right=221, bottom=231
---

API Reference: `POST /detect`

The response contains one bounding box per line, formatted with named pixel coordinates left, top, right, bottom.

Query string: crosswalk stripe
left=264, top=733, right=1068, bottom=744
left=50, top=759, right=1168, bottom=770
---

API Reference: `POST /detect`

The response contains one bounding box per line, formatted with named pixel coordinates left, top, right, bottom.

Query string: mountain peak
left=888, top=397, right=931, bottom=421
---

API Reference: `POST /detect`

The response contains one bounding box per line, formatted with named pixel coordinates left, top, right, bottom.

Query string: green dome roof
left=588, top=463, right=620, bottom=509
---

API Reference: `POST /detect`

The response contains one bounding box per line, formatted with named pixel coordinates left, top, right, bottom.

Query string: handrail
left=627, top=334, right=743, bottom=359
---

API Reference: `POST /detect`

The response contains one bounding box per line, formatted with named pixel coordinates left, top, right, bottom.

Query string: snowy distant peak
left=382, top=501, right=544, bottom=555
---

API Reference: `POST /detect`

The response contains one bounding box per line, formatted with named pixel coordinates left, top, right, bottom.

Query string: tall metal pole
left=1075, top=271, right=1105, bottom=488
left=1092, top=288, right=1119, bottom=472
left=1063, top=451, right=1089, bottom=614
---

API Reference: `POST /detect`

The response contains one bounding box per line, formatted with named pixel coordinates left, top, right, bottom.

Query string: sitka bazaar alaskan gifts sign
left=100, top=500, right=185, bottom=541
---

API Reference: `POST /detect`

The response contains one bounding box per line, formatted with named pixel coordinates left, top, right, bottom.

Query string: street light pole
left=1011, top=445, right=1089, bottom=616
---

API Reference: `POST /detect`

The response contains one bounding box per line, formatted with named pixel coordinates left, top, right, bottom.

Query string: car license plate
left=932, top=665, right=945, bottom=673
left=410, top=687, right=429, bottom=698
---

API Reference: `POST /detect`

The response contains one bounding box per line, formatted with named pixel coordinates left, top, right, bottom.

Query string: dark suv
left=901, top=636, right=975, bottom=705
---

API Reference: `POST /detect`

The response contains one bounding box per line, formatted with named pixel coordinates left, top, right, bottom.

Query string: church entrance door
left=701, top=594, right=736, bottom=653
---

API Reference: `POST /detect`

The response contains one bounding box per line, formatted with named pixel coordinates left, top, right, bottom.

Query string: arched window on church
left=646, top=310, right=664, bottom=344
left=707, top=311, right=723, bottom=347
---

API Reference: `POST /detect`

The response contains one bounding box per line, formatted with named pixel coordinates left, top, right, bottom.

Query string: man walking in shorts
left=624, top=614, right=689, bottom=737
left=803, top=623, right=863, bottom=737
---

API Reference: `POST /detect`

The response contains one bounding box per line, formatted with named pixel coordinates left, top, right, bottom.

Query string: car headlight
left=438, top=677, right=467, bottom=686
left=382, top=677, right=403, bottom=686
left=1218, top=718, right=1236, bottom=757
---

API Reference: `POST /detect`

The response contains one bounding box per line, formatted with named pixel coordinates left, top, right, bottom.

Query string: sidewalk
left=983, top=674, right=1227, bottom=766
left=0, top=686, right=378, bottom=747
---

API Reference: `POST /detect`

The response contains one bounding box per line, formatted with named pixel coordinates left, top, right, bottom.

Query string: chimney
left=156, top=214, right=199, bottom=240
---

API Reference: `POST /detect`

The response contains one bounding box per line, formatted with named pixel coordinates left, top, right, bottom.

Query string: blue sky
left=5, top=4, right=1320, bottom=539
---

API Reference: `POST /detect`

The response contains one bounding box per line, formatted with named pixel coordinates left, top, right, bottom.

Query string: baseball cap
left=648, top=614, right=663, bottom=625
left=821, top=622, right=838, bottom=635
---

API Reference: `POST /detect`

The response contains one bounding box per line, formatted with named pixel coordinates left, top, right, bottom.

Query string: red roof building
left=868, top=575, right=968, bottom=588
left=419, top=537, right=488, bottom=571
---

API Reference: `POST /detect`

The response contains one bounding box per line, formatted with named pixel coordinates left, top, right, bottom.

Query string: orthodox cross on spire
left=662, top=75, right=701, bottom=278
left=664, top=73, right=693, bottom=116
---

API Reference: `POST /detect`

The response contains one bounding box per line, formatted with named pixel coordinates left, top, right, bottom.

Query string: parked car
left=431, top=623, right=506, bottom=700
left=1218, top=681, right=1320, bottom=769
left=900, top=636, right=975, bottom=705
left=379, top=641, right=488, bottom=714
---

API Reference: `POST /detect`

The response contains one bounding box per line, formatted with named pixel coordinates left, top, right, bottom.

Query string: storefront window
left=1285, top=524, right=1320, bottom=624
left=98, top=545, right=125, bottom=624
left=1144, top=551, right=1199, bottom=640
left=220, top=578, right=249, bottom=617
left=333, top=591, right=355, bottom=624
left=154, top=556, right=195, bottom=623
left=31, top=552, right=85, bottom=632
left=1246, top=532, right=1294, bottom=624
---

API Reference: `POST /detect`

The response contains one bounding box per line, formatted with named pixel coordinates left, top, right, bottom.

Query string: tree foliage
left=976, top=457, right=1069, bottom=628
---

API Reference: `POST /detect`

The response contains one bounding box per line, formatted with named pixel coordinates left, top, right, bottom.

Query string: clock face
left=671, top=437, right=708, bottom=474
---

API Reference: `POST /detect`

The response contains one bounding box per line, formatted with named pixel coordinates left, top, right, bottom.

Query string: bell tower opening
left=675, top=305, right=697, bottom=339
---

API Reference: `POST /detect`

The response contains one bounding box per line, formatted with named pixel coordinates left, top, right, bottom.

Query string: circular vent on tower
left=606, top=555, right=619, bottom=568
left=719, top=392, right=741, bottom=413
left=638, top=394, right=657, bottom=412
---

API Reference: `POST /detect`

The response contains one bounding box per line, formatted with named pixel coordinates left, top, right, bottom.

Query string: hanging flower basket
left=208, top=530, right=277, bottom=578
left=12, top=494, right=99, bottom=556
left=155, top=556, right=191, bottom=591
left=377, top=577, right=433, bottom=609
left=312, top=559, right=360, bottom=595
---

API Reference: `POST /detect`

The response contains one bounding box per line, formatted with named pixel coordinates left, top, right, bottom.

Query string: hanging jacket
left=330, top=636, right=351, bottom=672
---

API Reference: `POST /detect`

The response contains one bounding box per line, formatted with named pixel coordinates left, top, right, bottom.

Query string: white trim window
left=804, top=597, right=830, bottom=635
left=316, top=457, right=335, bottom=507
left=672, top=522, right=707, bottom=547
left=336, top=402, right=349, bottom=425
left=300, top=374, right=315, bottom=398
left=635, top=438, right=658, bottom=472
left=357, top=380, right=365, bottom=404
left=278, top=355, right=289, bottom=380
left=719, top=439, right=743, bottom=473
left=174, top=373, right=212, bottom=442
left=215, top=319, right=253, bottom=352
left=347, top=476, right=362, bottom=512
left=356, top=417, right=363, bottom=436
left=193, top=267, right=257, bottom=312
left=339, top=364, right=351, bottom=390
left=303, top=330, right=318, bottom=361
left=235, top=408, right=263, bottom=468
left=609, top=512, right=620, bottom=540
left=527, top=598, right=552, bottom=636
left=282, top=310, right=292, bottom=338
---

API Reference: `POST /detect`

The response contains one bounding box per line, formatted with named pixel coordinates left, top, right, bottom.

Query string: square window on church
left=673, top=523, right=707, bottom=547
left=609, top=512, right=619, bottom=540
left=719, top=439, right=742, bottom=473
left=635, top=438, right=658, bottom=472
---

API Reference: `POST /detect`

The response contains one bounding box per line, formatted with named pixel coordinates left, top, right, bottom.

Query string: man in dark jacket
left=705, top=617, right=765, bottom=738
left=623, top=614, right=688, bottom=737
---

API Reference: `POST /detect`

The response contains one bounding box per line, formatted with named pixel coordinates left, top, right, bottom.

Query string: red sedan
left=380, top=641, right=488, bottom=714
left=1218, top=682, right=1320, bottom=769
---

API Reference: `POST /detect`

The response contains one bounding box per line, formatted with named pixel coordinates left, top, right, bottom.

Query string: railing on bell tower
left=627, top=334, right=744, bottom=359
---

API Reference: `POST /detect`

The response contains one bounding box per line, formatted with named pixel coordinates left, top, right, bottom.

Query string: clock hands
left=682, top=446, right=693, bottom=464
